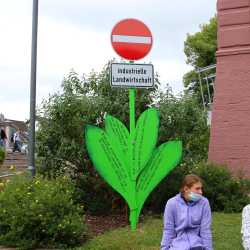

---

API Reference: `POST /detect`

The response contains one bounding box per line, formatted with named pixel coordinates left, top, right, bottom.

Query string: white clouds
left=38, top=16, right=113, bottom=74
left=0, top=100, right=29, bottom=121
left=0, top=0, right=217, bottom=120
left=0, top=2, right=31, bottom=120
left=36, top=15, right=116, bottom=108
left=0, top=7, right=31, bottom=67
left=153, top=59, right=192, bottom=94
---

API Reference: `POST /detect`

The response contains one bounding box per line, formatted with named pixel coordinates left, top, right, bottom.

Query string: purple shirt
left=161, top=193, right=213, bottom=250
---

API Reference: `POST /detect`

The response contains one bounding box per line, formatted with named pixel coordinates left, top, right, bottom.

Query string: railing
left=186, top=64, right=216, bottom=125
left=196, top=64, right=216, bottom=111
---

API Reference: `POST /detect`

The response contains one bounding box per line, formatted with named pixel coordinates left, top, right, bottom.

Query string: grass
left=77, top=213, right=244, bottom=250
left=212, top=213, right=243, bottom=250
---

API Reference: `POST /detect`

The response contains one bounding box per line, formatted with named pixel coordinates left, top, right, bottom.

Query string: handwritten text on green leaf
left=85, top=108, right=182, bottom=229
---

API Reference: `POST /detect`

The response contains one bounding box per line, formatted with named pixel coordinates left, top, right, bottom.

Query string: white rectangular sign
left=110, top=63, right=154, bottom=88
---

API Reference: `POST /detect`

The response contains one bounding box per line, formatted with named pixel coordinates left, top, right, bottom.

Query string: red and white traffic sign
left=111, top=18, right=153, bottom=61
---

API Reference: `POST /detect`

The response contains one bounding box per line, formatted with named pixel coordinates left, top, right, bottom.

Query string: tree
left=156, top=92, right=209, bottom=162
left=183, top=16, right=217, bottom=105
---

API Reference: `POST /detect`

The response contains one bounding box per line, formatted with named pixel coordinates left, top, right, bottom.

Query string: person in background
left=12, top=130, right=22, bottom=152
left=161, top=174, right=213, bottom=250
left=241, top=204, right=250, bottom=250
left=0, top=128, right=7, bottom=149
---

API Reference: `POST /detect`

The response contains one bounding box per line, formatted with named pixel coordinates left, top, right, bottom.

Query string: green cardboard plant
left=85, top=108, right=182, bottom=230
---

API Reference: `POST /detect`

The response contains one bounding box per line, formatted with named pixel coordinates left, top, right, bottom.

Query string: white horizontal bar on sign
left=112, top=35, right=151, bottom=44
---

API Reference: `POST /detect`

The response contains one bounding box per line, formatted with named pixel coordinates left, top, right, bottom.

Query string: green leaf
left=132, top=108, right=159, bottom=180
left=105, top=115, right=129, bottom=167
left=85, top=125, right=133, bottom=206
left=136, top=141, right=182, bottom=215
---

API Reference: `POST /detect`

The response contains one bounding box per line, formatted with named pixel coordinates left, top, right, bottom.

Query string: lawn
left=78, top=213, right=244, bottom=250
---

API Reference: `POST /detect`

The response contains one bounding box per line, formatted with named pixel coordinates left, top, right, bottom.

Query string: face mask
left=188, top=192, right=202, bottom=202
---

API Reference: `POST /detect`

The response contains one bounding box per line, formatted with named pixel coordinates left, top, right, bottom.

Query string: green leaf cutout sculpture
left=85, top=108, right=182, bottom=230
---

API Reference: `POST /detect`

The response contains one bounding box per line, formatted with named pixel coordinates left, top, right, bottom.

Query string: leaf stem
left=129, top=208, right=138, bottom=231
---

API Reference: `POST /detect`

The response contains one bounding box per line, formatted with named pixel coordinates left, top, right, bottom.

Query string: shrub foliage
left=0, top=175, right=87, bottom=249
left=146, top=162, right=250, bottom=213
left=0, top=147, right=5, bottom=165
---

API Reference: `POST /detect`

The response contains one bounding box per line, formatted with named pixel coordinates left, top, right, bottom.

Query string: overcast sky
left=0, top=0, right=217, bottom=121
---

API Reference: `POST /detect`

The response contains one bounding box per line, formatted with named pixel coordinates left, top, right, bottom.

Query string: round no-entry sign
left=111, top=18, right=153, bottom=60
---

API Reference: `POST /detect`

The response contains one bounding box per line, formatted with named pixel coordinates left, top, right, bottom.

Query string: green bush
left=0, top=147, right=5, bottom=165
left=191, top=162, right=250, bottom=212
left=146, top=162, right=250, bottom=214
left=74, top=174, right=124, bottom=215
left=0, top=174, right=87, bottom=249
left=158, top=95, right=210, bottom=162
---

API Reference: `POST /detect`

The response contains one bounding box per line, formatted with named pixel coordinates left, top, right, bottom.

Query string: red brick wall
left=208, top=0, right=250, bottom=176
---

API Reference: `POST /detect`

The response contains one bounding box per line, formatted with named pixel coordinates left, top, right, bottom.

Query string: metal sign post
left=28, top=0, right=39, bottom=177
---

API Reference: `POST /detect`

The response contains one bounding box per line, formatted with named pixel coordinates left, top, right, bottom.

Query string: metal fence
left=196, top=64, right=216, bottom=111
